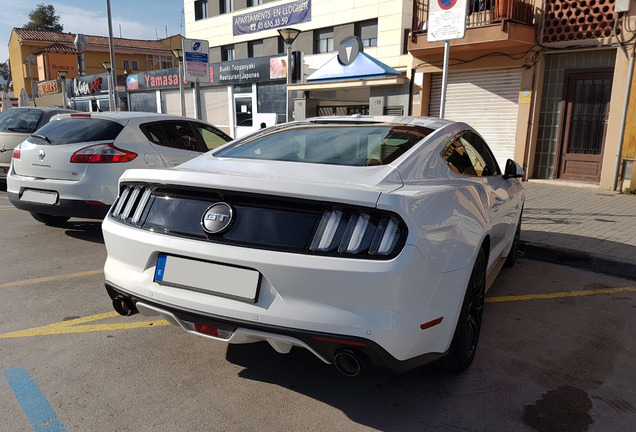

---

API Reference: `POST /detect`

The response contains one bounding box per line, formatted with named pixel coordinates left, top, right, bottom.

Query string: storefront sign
left=70, top=74, right=110, bottom=97
left=38, top=80, right=60, bottom=96
left=211, top=55, right=288, bottom=86
left=233, top=0, right=311, bottom=36
left=127, top=67, right=183, bottom=91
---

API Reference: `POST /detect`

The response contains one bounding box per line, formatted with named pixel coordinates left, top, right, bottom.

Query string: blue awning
left=307, top=52, right=402, bottom=83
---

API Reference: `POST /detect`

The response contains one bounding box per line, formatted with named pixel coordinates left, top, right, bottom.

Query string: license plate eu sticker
left=154, top=254, right=260, bottom=302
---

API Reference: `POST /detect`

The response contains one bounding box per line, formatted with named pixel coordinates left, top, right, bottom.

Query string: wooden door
left=557, top=69, right=613, bottom=182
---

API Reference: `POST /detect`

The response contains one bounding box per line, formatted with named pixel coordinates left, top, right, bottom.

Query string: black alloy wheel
left=504, top=215, right=522, bottom=268
left=441, top=248, right=486, bottom=373
left=30, top=212, right=70, bottom=227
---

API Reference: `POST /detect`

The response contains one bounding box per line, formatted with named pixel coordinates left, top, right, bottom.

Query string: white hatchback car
left=102, top=116, right=525, bottom=376
left=0, top=107, right=77, bottom=181
left=7, top=112, right=231, bottom=225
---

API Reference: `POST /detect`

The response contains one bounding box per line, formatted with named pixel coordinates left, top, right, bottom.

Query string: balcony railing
left=411, top=0, right=535, bottom=42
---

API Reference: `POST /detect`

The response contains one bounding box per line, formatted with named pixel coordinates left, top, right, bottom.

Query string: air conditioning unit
left=615, top=0, right=631, bottom=13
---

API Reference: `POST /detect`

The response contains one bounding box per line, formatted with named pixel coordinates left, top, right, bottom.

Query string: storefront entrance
left=557, top=69, right=613, bottom=182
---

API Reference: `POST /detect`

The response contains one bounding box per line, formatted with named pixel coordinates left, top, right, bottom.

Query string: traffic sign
left=427, top=0, right=468, bottom=42
left=183, top=38, right=210, bottom=83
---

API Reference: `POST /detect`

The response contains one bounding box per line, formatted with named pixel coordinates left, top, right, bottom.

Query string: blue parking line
left=3, top=366, right=68, bottom=432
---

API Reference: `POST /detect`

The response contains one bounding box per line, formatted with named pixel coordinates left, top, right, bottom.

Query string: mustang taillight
left=310, top=209, right=405, bottom=257
left=70, top=143, right=137, bottom=163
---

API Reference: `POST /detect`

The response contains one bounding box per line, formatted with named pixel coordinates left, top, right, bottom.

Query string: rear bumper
left=105, top=282, right=447, bottom=373
left=8, top=191, right=110, bottom=219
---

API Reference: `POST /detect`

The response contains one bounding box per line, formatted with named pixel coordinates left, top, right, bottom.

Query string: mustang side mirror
left=503, top=159, right=524, bottom=180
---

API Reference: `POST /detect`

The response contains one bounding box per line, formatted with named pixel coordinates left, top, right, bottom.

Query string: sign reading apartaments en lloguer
left=233, top=0, right=311, bottom=36
left=427, top=0, right=467, bottom=42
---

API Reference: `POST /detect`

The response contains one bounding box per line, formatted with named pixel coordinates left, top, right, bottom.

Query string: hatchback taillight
left=70, top=143, right=137, bottom=163
left=12, top=143, right=21, bottom=159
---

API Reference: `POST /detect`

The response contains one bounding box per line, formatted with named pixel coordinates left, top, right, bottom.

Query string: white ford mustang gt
left=102, top=116, right=525, bottom=376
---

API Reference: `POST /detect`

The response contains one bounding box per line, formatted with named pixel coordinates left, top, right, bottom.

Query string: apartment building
left=409, top=0, right=636, bottom=189
left=175, top=0, right=414, bottom=136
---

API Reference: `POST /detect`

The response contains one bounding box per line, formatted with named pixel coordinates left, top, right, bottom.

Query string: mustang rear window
left=25, top=117, right=124, bottom=145
left=215, top=123, right=434, bottom=166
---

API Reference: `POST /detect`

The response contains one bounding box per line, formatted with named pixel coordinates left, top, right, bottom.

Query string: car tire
left=441, top=248, right=486, bottom=373
left=504, top=215, right=522, bottom=268
left=30, top=212, right=70, bottom=227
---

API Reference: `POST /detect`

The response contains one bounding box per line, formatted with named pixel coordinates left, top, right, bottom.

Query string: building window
left=220, top=0, right=233, bottom=14
left=277, top=37, right=286, bottom=54
left=151, top=56, right=173, bottom=70
left=195, top=0, right=208, bottom=20
left=132, top=60, right=139, bottom=70
left=355, top=19, right=378, bottom=48
left=248, top=0, right=262, bottom=6
left=123, top=59, right=130, bottom=70
left=248, top=40, right=264, bottom=58
left=314, top=28, right=334, bottom=54
left=222, top=45, right=235, bottom=61
left=403, top=29, right=410, bottom=55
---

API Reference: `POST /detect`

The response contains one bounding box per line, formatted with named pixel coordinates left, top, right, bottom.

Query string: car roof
left=51, top=111, right=207, bottom=124
left=6, top=106, right=76, bottom=113
left=302, top=114, right=457, bottom=129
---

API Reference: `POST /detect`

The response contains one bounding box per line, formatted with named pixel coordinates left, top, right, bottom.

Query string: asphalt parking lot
left=1, top=188, right=635, bottom=432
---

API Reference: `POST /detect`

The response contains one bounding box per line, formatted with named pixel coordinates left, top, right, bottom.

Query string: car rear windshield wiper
left=30, top=133, right=51, bottom=144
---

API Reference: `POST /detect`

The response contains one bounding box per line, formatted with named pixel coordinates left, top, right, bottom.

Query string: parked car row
left=3, top=111, right=525, bottom=376
left=6, top=111, right=231, bottom=225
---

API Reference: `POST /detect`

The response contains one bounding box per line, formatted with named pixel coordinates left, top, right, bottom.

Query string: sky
left=0, top=0, right=185, bottom=62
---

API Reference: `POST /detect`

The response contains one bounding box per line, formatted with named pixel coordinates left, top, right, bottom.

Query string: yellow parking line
left=487, top=286, right=636, bottom=303
left=0, top=311, right=170, bottom=339
left=0, top=270, right=104, bottom=289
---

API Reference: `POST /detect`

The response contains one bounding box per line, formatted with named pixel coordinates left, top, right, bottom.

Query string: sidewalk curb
left=519, top=241, right=636, bottom=281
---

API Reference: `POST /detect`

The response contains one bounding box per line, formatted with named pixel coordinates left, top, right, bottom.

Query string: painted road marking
left=3, top=366, right=68, bottom=432
left=0, top=312, right=170, bottom=339
left=487, top=286, right=636, bottom=303
left=0, top=270, right=104, bottom=290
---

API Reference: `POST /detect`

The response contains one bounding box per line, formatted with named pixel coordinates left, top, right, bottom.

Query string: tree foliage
left=23, top=3, right=63, bottom=32
left=0, top=62, right=9, bottom=81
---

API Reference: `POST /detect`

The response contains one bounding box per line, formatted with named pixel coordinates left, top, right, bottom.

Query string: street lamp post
left=56, top=70, right=68, bottom=108
left=101, top=61, right=116, bottom=111
left=171, top=48, right=186, bottom=117
left=277, top=28, right=301, bottom=123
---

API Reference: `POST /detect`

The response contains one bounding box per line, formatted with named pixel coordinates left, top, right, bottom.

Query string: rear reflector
left=420, top=317, right=444, bottom=330
left=70, top=143, right=137, bottom=163
left=311, top=336, right=368, bottom=347
left=84, top=200, right=106, bottom=206
left=194, top=324, right=232, bottom=339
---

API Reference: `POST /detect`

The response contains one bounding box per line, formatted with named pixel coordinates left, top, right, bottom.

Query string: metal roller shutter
left=429, top=68, right=522, bottom=170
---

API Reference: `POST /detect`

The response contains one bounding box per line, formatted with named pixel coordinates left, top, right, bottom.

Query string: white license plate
left=21, top=189, right=58, bottom=205
left=154, top=254, right=260, bottom=302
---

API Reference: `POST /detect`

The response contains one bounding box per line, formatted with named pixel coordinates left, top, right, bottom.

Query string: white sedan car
left=7, top=112, right=231, bottom=225
left=102, top=116, right=525, bottom=376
